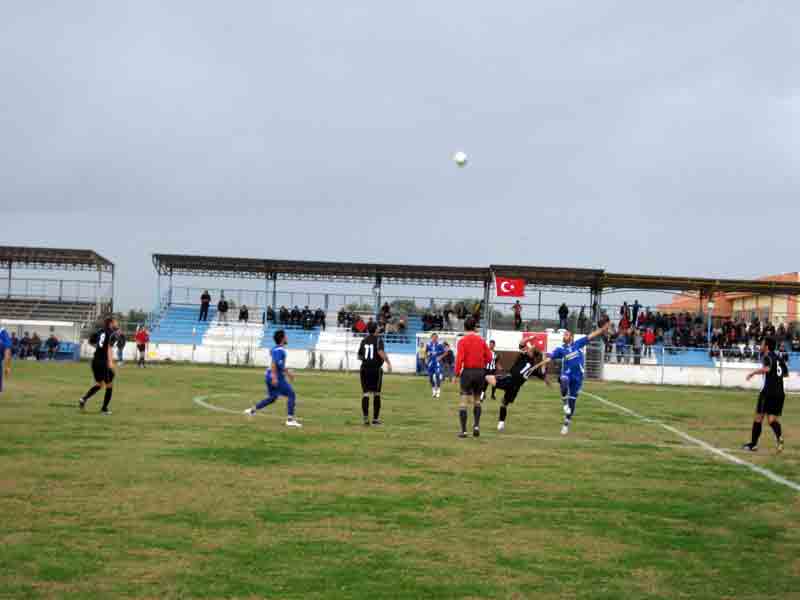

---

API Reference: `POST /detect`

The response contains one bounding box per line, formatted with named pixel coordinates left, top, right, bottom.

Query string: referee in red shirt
left=455, top=317, right=493, bottom=438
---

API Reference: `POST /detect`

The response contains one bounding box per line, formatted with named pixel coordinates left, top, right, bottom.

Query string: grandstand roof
left=152, top=254, right=800, bottom=296
left=0, top=246, right=114, bottom=272
left=152, top=254, right=489, bottom=287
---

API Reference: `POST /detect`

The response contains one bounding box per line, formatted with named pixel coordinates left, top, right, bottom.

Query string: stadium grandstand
left=0, top=246, right=114, bottom=359
left=145, top=253, right=800, bottom=381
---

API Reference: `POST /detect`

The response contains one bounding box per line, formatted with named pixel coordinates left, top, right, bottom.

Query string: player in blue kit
left=426, top=333, right=446, bottom=398
left=244, top=330, right=302, bottom=427
left=0, top=327, right=11, bottom=393
left=532, top=322, right=608, bottom=435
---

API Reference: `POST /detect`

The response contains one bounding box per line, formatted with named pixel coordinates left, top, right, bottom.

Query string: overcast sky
left=2, top=1, right=798, bottom=310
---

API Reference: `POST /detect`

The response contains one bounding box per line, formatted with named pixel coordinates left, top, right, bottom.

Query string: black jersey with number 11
left=358, top=335, right=385, bottom=369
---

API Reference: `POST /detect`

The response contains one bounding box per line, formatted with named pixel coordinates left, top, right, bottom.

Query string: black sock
left=770, top=420, right=782, bottom=440
left=373, top=395, right=381, bottom=420
left=751, top=421, right=762, bottom=446
left=491, top=386, right=496, bottom=399
left=458, top=408, right=467, bottom=433
left=499, top=404, right=507, bottom=422
left=102, top=387, right=113, bottom=411
left=83, top=385, right=101, bottom=401
left=361, top=396, right=369, bottom=419
left=473, top=404, right=482, bottom=429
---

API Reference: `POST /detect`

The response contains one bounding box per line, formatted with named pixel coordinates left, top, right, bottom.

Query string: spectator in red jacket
left=455, top=317, right=492, bottom=438
left=135, top=327, right=150, bottom=368
left=643, top=328, right=656, bottom=357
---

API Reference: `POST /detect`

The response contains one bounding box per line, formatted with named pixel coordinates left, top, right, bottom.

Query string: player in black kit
left=357, top=321, right=392, bottom=425
left=80, top=317, right=119, bottom=415
left=742, top=337, right=788, bottom=453
left=485, top=340, right=550, bottom=431
left=481, top=340, right=498, bottom=401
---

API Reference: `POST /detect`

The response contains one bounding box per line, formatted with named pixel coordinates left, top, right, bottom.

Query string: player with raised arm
left=426, top=333, right=446, bottom=398
left=80, top=317, right=119, bottom=414
left=244, top=330, right=302, bottom=428
left=742, top=337, right=788, bottom=453
left=358, top=321, right=392, bottom=426
left=530, top=322, right=609, bottom=435
left=0, top=326, right=11, bottom=394
left=487, top=340, right=550, bottom=431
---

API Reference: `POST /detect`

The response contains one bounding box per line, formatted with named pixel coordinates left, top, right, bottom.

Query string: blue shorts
left=266, top=378, right=295, bottom=400
left=560, top=376, right=583, bottom=399
left=427, top=363, right=441, bottom=376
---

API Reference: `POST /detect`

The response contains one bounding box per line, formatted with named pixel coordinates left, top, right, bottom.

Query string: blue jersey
left=0, top=328, right=10, bottom=355
left=426, top=341, right=445, bottom=371
left=547, top=336, right=589, bottom=381
left=267, top=346, right=288, bottom=383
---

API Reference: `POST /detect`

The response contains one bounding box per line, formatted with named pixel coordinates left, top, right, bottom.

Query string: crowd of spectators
left=598, top=300, right=800, bottom=363
left=268, top=305, right=327, bottom=330
left=8, top=332, right=61, bottom=360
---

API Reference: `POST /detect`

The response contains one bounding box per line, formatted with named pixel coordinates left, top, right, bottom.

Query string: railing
left=4, top=277, right=111, bottom=304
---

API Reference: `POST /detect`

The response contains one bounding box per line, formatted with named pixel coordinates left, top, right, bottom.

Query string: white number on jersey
left=364, top=344, right=374, bottom=360
left=519, top=363, right=533, bottom=379
left=98, top=333, right=106, bottom=349
left=777, top=363, right=783, bottom=377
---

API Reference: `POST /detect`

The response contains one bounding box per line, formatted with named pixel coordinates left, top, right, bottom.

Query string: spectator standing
left=441, top=342, right=455, bottom=383
left=558, top=303, right=569, bottom=330
left=199, top=291, right=211, bottom=321
left=632, top=329, right=643, bottom=365
left=631, top=300, right=641, bottom=327
left=577, top=306, right=587, bottom=334
left=513, top=301, right=523, bottom=331
left=217, top=295, right=229, bottom=325
left=643, top=328, right=656, bottom=358
left=239, top=305, right=249, bottom=323
left=45, top=333, right=59, bottom=360
left=10, top=333, right=19, bottom=358
left=115, top=333, right=126, bottom=365
left=616, top=330, right=629, bottom=363
left=135, top=327, right=150, bottom=368
left=31, top=334, right=42, bottom=360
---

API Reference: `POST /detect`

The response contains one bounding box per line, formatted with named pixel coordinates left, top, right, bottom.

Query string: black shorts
left=494, top=375, right=523, bottom=404
left=91, top=362, right=115, bottom=384
left=756, top=391, right=784, bottom=416
left=360, top=367, right=383, bottom=393
left=460, top=368, right=485, bottom=396
left=137, top=344, right=146, bottom=352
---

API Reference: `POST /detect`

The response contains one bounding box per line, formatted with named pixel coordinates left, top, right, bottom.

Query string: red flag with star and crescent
left=495, top=277, right=525, bottom=297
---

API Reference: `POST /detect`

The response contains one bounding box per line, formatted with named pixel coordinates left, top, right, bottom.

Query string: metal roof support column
left=481, top=279, right=491, bottom=338
left=373, top=276, right=383, bottom=320
left=271, top=274, right=278, bottom=313
left=6, top=260, right=11, bottom=299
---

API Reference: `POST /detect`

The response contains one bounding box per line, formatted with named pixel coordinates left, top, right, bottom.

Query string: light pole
left=707, top=300, right=715, bottom=346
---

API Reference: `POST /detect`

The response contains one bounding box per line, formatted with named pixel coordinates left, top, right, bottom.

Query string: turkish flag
left=495, top=277, right=525, bottom=297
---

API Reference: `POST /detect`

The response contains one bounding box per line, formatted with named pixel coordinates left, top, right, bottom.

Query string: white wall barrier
left=602, top=362, right=800, bottom=391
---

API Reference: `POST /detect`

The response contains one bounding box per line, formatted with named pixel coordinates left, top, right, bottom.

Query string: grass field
left=2, top=360, right=799, bottom=599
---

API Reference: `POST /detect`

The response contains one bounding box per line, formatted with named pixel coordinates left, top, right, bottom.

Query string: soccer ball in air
left=453, top=151, right=468, bottom=167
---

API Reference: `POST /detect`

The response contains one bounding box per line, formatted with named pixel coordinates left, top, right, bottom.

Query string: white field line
left=584, top=391, right=800, bottom=493
left=193, top=394, right=249, bottom=415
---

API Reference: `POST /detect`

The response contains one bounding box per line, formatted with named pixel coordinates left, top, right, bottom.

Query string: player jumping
left=245, top=330, right=302, bottom=427
left=530, top=322, right=609, bottom=435
left=426, top=333, right=446, bottom=398
left=742, top=337, right=788, bottom=453
left=486, top=340, right=549, bottom=431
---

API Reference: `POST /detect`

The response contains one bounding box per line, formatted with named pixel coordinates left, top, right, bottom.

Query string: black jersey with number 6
left=358, top=335, right=385, bottom=369
left=92, top=327, right=117, bottom=365
left=762, top=351, right=788, bottom=398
